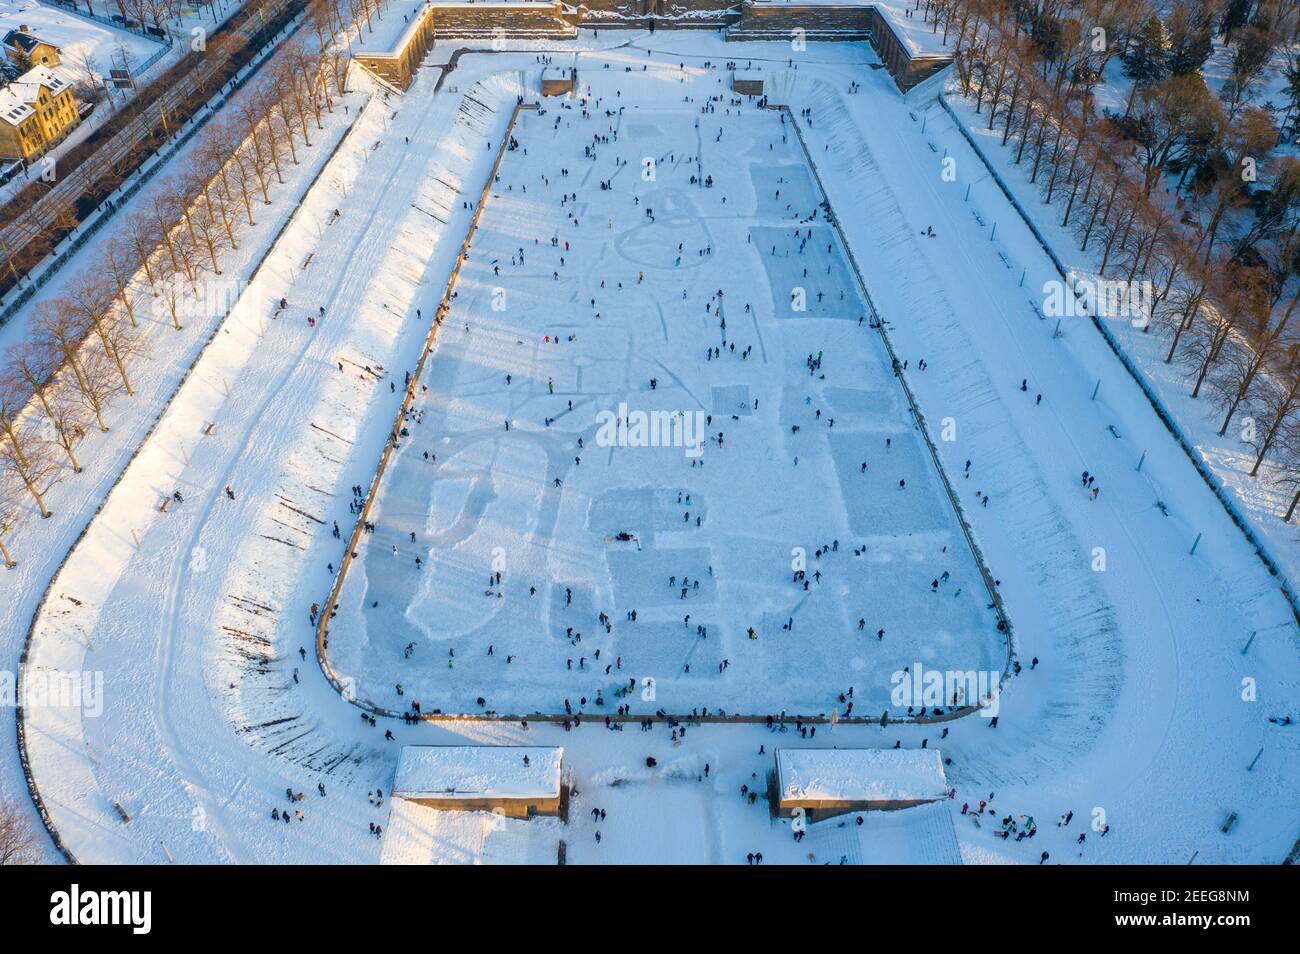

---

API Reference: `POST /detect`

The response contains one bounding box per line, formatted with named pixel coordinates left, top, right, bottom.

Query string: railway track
left=0, top=0, right=307, bottom=301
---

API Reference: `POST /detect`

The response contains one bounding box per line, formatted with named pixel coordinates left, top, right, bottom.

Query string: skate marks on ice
left=711, top=384, right=752, bottom=417
left=320, top=95, right=1013, bottom=716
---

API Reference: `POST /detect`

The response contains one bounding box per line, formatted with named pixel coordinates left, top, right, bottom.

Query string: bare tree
left=1243, top=347, right=1300, bottom=476
left=4, top=344, right=82, bottom=472
left=65, top=273, right=136, bottom=396
left=189, top=199, right=230, bottom=275
left=0, top=802, right=38, bottom=864
left=0, top=479, right=19, bottom=567
left=33, top=302, right=112, bottom=433
left=148, top=194, right=194, bottom=284
left=123, top=211, right=163, bottom=294
left=227, top=145, right=261, bottom=226
left=1213, top=288, right=1300, bottom=435
left=153, top=274, right=188, bottom=331
left=0, top=386, right=55, bottom=518
left=236, top=98, right=277, bottom=202
left=100, top=237, right=144, bottom=328
left=1185, top=267, right=1265, bottom=398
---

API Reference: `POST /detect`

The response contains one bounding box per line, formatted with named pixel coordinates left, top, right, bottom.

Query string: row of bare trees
left=0, top=8, right=359, bottom=568
left=917, top=0, right=1300, bottom=519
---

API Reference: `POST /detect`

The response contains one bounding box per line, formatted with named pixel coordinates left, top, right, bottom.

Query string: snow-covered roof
left=2, top=29, right=46, bottom=54
left=394, top=745, right=563, bottom=800
left=777, top=748, right=948, bottom=803
left=734, top=70, right=763, bottom=82
left=0, top=64, right=73, bottom=127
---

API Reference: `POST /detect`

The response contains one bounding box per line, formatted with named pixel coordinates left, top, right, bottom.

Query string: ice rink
left=330, top=84, right=1005, bottom=716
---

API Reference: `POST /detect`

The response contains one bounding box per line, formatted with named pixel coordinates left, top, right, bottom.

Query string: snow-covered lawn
left=0, top=1, right=162, bottom=71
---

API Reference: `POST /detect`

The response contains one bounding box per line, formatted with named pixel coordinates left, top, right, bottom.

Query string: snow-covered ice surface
left=9, top=34, right=1300, bottom=866
left=329, top=80, right=1004, bottom=717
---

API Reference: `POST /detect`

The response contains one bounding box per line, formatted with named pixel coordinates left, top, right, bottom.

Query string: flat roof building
left=394, top=745, right=565, bottom=818
left=541, top=66, right=575, bottom=96
left=776, top=747, right=948, bottom=819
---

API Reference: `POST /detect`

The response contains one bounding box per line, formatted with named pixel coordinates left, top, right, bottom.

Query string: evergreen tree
left=1220, top=0, right=1254, bottom=41
left=1123, top=15, right=1174, bottom=114
left=1168, top=2, right=1216, bottom=76
left=1282, top=54, right=1300, bottom=137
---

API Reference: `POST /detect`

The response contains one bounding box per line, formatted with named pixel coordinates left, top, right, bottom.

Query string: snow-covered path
left=0, top=92, right=370, bottom=862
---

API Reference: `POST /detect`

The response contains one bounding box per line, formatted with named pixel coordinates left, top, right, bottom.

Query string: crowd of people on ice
left=274, top=62, right=1092, bottom=862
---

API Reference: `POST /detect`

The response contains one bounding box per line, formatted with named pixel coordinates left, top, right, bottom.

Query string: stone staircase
left=427, top=1, right=577, bottom=38
left=727, top=1, right=873, bottom=41
left=572, top=0, right=740, bottom=29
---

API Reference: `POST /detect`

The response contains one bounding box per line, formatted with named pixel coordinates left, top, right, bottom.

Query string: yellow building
left=0, top=65, right=81, bottom=161
left=2, top=27, right=62, bottom=71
